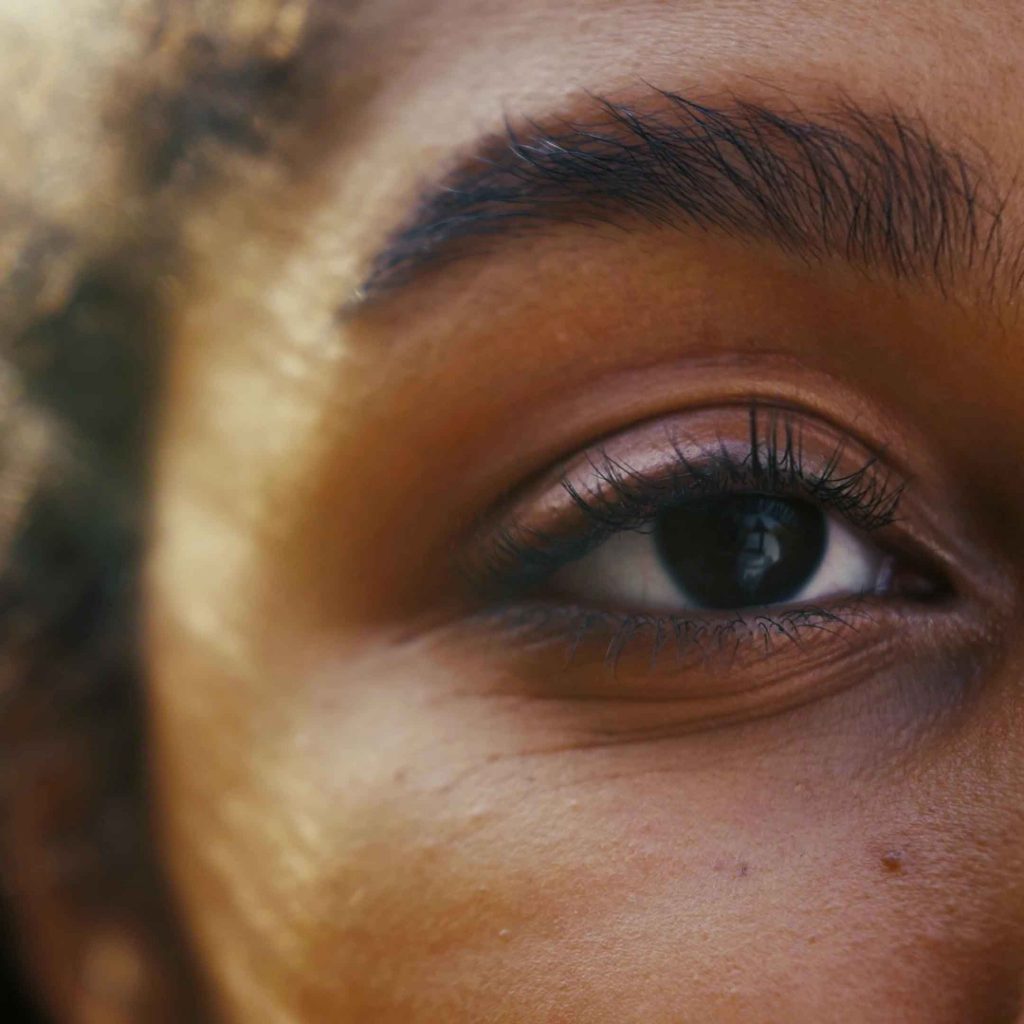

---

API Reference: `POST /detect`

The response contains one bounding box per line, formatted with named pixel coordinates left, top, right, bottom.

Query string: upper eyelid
left=556, top=412, right=904, bottom=534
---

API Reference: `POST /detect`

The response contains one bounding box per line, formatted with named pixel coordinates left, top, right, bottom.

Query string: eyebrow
left=357, top=89, right=1021, bottom=306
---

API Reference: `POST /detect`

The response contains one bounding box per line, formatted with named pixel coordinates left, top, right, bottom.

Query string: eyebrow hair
left=358, top=89, right=1021, bottom=306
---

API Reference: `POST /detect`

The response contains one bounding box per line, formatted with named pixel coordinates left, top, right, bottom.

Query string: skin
left=7, top=0, right=1024, bottom=1021
left=148, top=1, right=1024, bottom=1022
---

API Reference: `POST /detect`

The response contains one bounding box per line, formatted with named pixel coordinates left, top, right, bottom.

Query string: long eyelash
left=477, top=404, right=904, bottom=591
left=565, top=404, right=902, bottom=534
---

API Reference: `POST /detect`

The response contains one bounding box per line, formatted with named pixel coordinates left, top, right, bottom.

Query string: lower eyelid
left=462, top=593, right=975, bottom=719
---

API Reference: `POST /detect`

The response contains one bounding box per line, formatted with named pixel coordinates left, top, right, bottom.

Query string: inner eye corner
left=884, top=548, right=957, bottom=607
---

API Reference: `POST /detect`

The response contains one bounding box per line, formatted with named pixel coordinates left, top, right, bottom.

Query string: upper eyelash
left=475, top=404, right=905, bottom=592
left=565, top=405, right=903, bottom=532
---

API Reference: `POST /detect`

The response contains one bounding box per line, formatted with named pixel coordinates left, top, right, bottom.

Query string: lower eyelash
left=484, top=597, right=876, bottom=673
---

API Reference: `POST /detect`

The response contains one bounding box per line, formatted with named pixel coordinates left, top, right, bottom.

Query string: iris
left=655, top=495, right=827, bottom=609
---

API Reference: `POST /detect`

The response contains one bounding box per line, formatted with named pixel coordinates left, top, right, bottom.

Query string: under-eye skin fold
left=462, top=403, right=952, bottom=677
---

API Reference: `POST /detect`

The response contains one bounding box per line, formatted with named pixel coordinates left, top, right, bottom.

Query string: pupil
left=653, top=494, right=827, bottom=609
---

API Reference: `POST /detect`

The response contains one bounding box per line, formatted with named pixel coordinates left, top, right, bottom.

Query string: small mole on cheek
left=712, top=857, right=751, bottom=879
left=880, top=849, right=905, bottom=874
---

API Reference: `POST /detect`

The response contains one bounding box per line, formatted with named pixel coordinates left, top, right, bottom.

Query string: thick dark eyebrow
left=358, top=89, right=1021, bottom=306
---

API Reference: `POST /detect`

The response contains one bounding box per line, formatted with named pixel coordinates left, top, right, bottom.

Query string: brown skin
left=8, top=0, right=1024, bottom=1021
left=146, top=1, right=1024, bottom=1021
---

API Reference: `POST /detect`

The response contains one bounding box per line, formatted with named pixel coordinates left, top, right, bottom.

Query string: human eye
left=459, top=402, right=973, bottom=713
left=516, top=405, right=913, bottom=614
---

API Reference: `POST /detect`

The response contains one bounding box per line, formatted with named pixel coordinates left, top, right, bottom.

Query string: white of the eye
left=550, top=513, right=888, bottom=612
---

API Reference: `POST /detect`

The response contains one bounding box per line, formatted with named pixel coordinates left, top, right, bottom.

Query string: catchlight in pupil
left=654, top=495, right=827, bottom=609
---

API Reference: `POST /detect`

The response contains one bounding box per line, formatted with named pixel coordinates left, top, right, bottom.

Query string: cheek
left=150, top=622, right=1024, bottom=1024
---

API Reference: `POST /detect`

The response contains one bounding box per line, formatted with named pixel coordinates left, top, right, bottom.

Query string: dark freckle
left=737, top=862, right=750, bottom=879
left=880, top=849, right=905, bottom=874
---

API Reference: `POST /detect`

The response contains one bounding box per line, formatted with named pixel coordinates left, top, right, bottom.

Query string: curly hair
left=0, top=3, right=349, bottom=1018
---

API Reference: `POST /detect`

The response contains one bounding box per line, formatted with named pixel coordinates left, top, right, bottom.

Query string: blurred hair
left=0, top=2, right=347, bottom=1017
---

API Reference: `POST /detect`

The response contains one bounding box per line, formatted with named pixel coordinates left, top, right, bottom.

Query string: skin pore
left=6, top=0, right=1024, bottom=1021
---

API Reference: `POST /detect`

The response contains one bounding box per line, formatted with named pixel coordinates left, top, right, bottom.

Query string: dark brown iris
left=654, top=494, right=827, bottom=609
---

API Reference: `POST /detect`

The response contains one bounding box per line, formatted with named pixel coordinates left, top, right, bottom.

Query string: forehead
left=354, top=0, right=1008, bottom=94
left=333, top=0, right=1022, bottom=283
left=345, top=1, right=1017, bottom=137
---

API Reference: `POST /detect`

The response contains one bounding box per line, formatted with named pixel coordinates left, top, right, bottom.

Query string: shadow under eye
left=459, top=587, right=981, bottom=730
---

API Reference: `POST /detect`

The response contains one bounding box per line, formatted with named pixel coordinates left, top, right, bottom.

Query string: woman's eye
left=550, top=493, right=890, bottom=612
